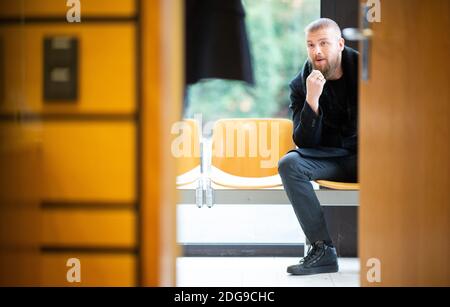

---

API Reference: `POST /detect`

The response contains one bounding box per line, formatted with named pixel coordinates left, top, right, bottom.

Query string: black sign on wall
left=43, top=36, right=79, bottom=102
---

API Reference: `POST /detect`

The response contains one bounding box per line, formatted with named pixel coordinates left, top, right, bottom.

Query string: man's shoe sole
left=287, top=264, right=339, bottom=275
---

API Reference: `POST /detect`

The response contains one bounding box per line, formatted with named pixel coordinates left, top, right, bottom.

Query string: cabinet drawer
left=42, top=209, right=136, bottom=247
left=42, top=122, right=135, bottom=202
left=41, top=253, right=136, bottom=286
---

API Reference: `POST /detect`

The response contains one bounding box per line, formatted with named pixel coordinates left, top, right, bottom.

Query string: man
left=278, top=18, right=358, bottom=275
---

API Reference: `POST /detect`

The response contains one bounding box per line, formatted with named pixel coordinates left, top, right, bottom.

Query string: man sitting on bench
left=278, top=18, right=358, bottom=275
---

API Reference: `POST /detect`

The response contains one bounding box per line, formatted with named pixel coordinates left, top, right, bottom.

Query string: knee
left=278, top=153, right=294, bottom=177
left=278, top=152, right=309, bottom=180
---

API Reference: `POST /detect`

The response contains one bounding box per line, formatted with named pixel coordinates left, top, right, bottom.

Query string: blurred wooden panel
left=41, top=253, right=136, bottom=286
left=0, top=0, right=135, bottom=18
left=359, top=0, right=450, bottom=286
left=42, top=122, right=135, bottom=202
left=0, top=36, right=4, bottom=106
left=0, top=122, right=42, bottom=285
left=0, top=24, right=135, bottom=114
left=141, top=0, right=181, bottom=286
left=42, top=209, right=135, bottom=247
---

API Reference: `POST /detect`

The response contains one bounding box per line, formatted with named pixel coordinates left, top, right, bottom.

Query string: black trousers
left=278, top=151, right=357, bottom=245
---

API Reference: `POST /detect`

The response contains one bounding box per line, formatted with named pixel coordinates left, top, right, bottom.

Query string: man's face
left=306, top=27, right=345, bottom=79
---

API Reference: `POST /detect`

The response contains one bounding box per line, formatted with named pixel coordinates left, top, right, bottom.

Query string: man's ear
left=339, top=37, right=345, bottom=51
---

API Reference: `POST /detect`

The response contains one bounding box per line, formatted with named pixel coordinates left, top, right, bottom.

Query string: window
left=185, top=0, right=320, bottom=124
left=179, top=0, right=320, bottom=248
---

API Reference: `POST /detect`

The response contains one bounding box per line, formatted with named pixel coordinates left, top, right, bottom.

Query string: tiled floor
left=177, top=257, right=360, bottom=287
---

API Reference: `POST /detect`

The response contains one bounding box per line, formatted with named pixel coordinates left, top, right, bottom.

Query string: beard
left=310, top=52, right=341, bottom=80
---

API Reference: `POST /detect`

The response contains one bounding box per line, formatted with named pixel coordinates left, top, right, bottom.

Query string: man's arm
left=289, top=70, right=326, bottom=148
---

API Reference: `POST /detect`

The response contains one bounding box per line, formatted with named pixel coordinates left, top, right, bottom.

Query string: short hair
left=304, top=18, right=342, bottom=38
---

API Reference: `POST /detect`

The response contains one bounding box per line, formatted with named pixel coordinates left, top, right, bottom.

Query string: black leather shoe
left=287, top=241, right=339, bottom=275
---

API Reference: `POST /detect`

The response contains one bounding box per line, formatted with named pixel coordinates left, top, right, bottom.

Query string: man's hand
left=306, top=70, right=326, bottom=115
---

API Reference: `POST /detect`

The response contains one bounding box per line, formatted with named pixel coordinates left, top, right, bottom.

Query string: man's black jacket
left=288, top=46, right=358, bottom=159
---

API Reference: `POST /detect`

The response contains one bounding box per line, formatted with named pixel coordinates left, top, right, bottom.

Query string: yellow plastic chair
left=172, top=119, right=201, bottom=186
left=315, top=180, right=360, bottom=190
left=210, top=118, right=295, bottom=189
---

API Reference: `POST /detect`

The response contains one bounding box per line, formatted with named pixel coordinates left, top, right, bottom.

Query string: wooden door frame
left=140, top=0, right=183, bottom=286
